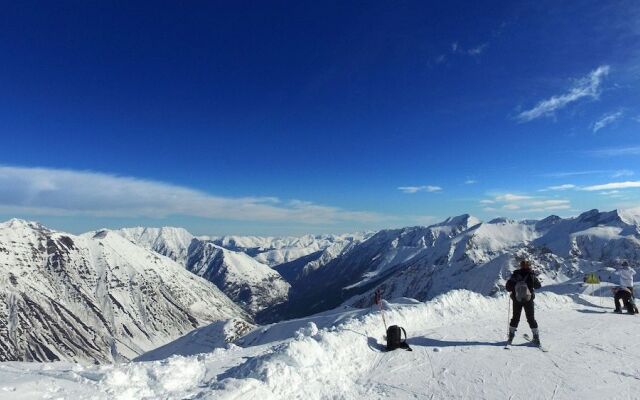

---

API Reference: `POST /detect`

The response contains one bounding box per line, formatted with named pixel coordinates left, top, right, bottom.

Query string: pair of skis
left=503, top=333, right=548, bottom=352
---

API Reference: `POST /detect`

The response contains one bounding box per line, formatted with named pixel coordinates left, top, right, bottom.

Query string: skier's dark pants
left=510, top=300, right=538, bottom=329
left=614, top=291, right=634, bottom=312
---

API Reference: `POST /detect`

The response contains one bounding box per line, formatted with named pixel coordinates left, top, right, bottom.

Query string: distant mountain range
left=1, top=208, right=639, bottom=363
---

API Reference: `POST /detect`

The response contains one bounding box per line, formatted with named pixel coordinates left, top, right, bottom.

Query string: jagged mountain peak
left=1, top=218, right=47, bottom=231
left=434, top=213, right=481, bottom=229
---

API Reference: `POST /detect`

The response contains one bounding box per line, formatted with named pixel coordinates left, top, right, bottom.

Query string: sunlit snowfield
left=2, top=290, right=639, bottom=400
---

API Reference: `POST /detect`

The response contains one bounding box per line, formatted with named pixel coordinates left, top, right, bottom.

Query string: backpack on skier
left=386, top=325, right=412, bottom=351
left=514, top=274, right=532, bottom=303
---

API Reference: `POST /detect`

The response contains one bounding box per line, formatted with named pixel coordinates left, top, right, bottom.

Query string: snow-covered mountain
left=115, top=227, right=371, bottom=319
left=0, top=219, right=249, bottom=364
left=114, top=227, right=195, bottom=265
left=280, top=209, right=640, bottom=316
left=186, top=241, right=290, bottom=316
left=212, top=233, right=373, bottom=267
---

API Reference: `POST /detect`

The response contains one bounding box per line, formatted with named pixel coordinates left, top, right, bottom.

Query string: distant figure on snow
left=506, top=259, right=542, bottom=346
left=611, top=287, right=637, bottom=315
left=615, top=260, right=636, bottom=296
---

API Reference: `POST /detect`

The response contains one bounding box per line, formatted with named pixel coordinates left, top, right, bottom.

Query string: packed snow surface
left=2, top=289, right=639, bottom=399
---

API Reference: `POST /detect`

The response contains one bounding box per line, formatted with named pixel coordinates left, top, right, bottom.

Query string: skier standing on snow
left=611, top=287, right=637, bottom=314
left=506, top=259, right=542, bottom=346
left=615, top=260, right=636, bottom=296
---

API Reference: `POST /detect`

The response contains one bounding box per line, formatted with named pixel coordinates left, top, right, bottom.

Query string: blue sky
left=1, top=1, right=639, bottom=235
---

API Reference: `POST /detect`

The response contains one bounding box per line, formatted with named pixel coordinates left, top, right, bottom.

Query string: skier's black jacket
left=506, top=269, right=542, bottom=301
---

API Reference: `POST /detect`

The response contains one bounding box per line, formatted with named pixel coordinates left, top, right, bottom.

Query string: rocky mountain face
left=186, top=240, right=290, bottom=316
left=0, top=219, right=249, bottom=363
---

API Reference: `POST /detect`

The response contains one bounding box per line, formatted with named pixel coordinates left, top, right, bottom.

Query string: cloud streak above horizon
left=397, top=185, right=442, bottom=194
left=516, top=65, right=610, bottom=122
left=581, top=181, right=640, bottom=191
left=0, top=166, right=387, bottom=224
left=592, top=110, right=623, bottom=132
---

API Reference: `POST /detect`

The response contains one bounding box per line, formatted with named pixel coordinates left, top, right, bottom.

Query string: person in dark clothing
left=612, top=287, right=637, bottom=314
left=505, top=259, right=542, bottom=345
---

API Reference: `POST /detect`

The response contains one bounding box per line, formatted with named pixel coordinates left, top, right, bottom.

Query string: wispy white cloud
left=516, top=65, right=610, bottom=122
left=482, top=193, right=571, bottom=213
left=612, top=169, right=634, bottom=178
left=581, top=181, right=640, bottom=191
left=435, top=41, right=489, bottom=64
left=588, top=146, right=640, bottom=157
left=0, top=166, right=386, bottom=224
left=495, top=193, right=533, bottom=202
left=592, top=110, right=624, bottom=132
left=528, top=199, right=571, bottom=209
left=397, top=185, right=442, bottom=194
left=541, top=170, right=608, bottom=178
left=467, top=43, right=488, bottom=55
left=464, top=179, right=478, bottom=184
left=540, top=184, right=577, bottom=191
left=451, top=41, right=488, bottom=56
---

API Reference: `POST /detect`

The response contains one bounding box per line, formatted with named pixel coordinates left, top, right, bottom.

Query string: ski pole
left=375, top=288, right=388, bottom=332
left=506, top=293, right=511, bottom=339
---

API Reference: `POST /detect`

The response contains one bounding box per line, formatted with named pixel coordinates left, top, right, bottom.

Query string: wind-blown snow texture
left=0, top=219, right=249, bottom=363
left=2, top=290, right=639, bottom=399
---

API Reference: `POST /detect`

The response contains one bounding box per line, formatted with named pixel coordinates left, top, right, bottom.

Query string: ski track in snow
left=1, top=290, right=640, bottom=399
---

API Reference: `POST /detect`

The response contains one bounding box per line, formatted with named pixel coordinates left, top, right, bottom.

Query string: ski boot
left=507, top=327, right=516, bottom=344
left=532, top=328, right=541, bottom=346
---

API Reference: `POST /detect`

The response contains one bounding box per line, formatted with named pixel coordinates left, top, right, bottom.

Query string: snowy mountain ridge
left=279, top=208, right=640, bottom=317
left=211, top=232, right=374, bottom=266
left=0, top=219, right=249, bottom=364
left=114, top=227, right=371, bottom=319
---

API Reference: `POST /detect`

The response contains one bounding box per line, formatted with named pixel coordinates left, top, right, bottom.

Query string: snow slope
left=2, top=289, right=639, bottom=399
left=0, top=219, right=248, bottom=363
